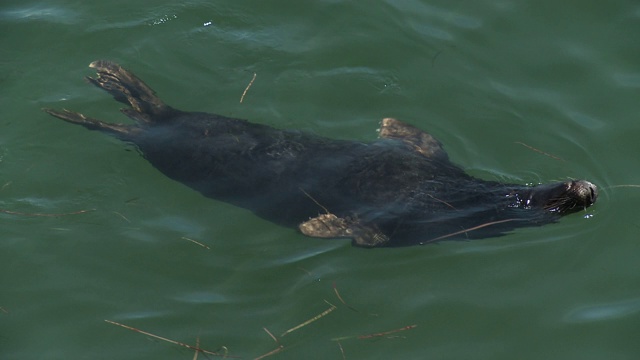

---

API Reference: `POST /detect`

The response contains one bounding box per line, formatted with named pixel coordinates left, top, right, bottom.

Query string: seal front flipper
left=378, top=117, right=448, bottom=160
left=299, top=214, right=390, bottom=248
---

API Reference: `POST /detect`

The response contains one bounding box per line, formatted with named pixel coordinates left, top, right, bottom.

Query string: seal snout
left=571, top=180, right=598, bottom=207
left=527, top=179, right=598, bottom=214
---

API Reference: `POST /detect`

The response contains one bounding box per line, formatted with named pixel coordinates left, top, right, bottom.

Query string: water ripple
left=173, top=291, right=228, bottom=304
left=564, top=297, right=640, bottom=323
left=613, top=72, right=640, bottom=88
left=0, top=5, right=79, bottom=24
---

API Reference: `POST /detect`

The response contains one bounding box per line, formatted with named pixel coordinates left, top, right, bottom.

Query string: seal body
left=44, top=61, right=598, bottom=247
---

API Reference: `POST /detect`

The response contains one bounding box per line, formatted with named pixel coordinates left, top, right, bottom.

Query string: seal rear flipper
left=43, top=108, right=140, bottom=138
left=86, top=60, right=175, bottom=123
left=378, top=117, right=448, bottom=160
left=299, top=213, right=390, bottom=248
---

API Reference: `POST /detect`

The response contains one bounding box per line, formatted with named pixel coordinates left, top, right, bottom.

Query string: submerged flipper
left=378, top=117, right=447, bottom=160
left=299, top=213, right=390, bottom=248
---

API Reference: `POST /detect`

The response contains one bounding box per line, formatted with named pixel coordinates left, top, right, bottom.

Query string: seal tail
left=44, top=60, right=176, bottom=137
left=43, top=108, right=141, bottom=139
left=85, top=60, right=174, bottom=123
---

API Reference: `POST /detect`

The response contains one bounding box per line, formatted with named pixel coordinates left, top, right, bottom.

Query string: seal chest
left=44, top=61, right=598, bottom=247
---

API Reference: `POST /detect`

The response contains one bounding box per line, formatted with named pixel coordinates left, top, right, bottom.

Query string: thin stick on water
left=104, top=320, right=237, bottom=358
left=608, top=184, right=640, bottom=189
left=0, top=208, right=94, bottom=217
left=331, top=324, right=418, bottom=342
left=426, top=218, right=519, bottom=243
left=240, top=72, right=257, bottom=103
left=357, top=324, right=418, bottom=339
left=337, top=340, right=346, bottom=360
left=192, top=337, right=200, bottom=360
left=263, top=327, right=279, bottom=343
left=181, top=236, right=211, bottom=249
left=281, top=300, right=337, bottom=337
left=333, top=282, right=359, bottom=312
left=299, top=187, right=330, bottom=214
left=254, top=345, right=284, bottom=360
left=112, top=211, right=131, bottom=223
left=515, top=141, right=564, bottom=161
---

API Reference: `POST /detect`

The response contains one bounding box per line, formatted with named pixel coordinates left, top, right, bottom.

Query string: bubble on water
left=150, top=14, right=177, bottom=26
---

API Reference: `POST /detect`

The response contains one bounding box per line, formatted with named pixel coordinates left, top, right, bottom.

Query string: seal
left=43, top=60, right=598, bottom=247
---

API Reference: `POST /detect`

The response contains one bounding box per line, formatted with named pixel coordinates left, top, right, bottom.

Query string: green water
left=1, top=0, right=639, bottom=359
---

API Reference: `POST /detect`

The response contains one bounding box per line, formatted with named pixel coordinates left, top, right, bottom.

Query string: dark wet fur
left=43, top=61, right=598, bottom=247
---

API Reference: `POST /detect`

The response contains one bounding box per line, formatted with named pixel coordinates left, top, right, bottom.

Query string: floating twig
left=112, top=211, right=131, bottom=223
left=254, top=345, right=284, bottom=360
left=426, top=218, right=519, bottom=243
left=333, top=282, right=358, bottom=312
left=181, top=236, right=211, bottom=249
left=240, top=72, right=257, bottom=103
left=299, top=187, right=330, bottom=214
left=333, top=282, right=347, bottom=305
left=105, top=320, right=237, bottom=358
left=281, top=300, right=337, bottom=337
left=263, top=327, right=279, bottom=343
left=608, top=184, right=640, bottom=189
left=332, top=324, right=418, bottom=342
left=0, top=208, right=94, bottom=217
left=297, top=266, right=313, bottom=277
left=0, top=306, right=8, bottom=314
left=357, top=324, right=417, bottom=340
left=515, top=141, right=564, bottom=161
left=337, top=340, right=346, bottom=360
left=192, top=337, right=200, bottom=360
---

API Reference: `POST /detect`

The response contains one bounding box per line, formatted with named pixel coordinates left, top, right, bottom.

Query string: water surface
left=1, top=1, right=639, bottom=359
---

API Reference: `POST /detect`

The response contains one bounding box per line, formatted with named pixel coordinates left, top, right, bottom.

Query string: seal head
left=515, top=180, right=598, bottom=214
